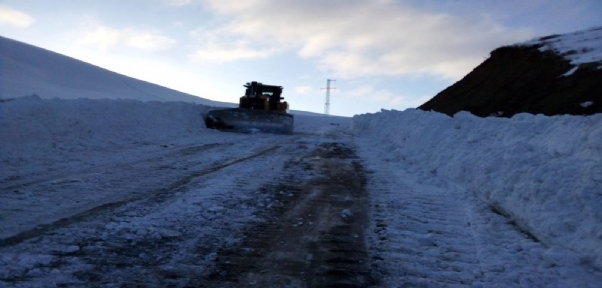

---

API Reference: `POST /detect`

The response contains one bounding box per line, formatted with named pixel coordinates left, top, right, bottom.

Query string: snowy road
left=2, top=123, right=376, bottom=286
left=1, top=113, right=601, bottom=287
left=1, top=135, right=280, bottom=242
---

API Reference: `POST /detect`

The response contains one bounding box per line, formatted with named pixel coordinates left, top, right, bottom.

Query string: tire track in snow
left=196, top=141, right=375, bottom=287
left=0, top=142, right=227, bottom=192
left=361, top=151, right=602, bottom=287
left=0, top=141, right=233, bottom=237
left=0, top=145, right=280, bottom=247
left=0, top=142, right=290, bottom=286
left=367, top=169, right=481, bottom=287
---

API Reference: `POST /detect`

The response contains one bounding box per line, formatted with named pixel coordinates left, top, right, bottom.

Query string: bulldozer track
left=0, top=142, right=227, bottom=192
left=1, top=139, right=375, bottom=286
left=357, top=148, right=597, bottom=287
left=196, top=142, right=376, bottom=287
left=0, top=145, right=280, bottom=247
left=367, top=179, right=482, bottom=286
left=3, top=133, right=597, bottom=287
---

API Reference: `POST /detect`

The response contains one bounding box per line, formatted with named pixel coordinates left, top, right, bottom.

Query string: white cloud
left=197, top=0, right=533, bottom=79
left=78, top=26, right=122, bottom=50
left=345, top=85, right=428, bottom=108
left=191, top=46, right=271, bottom=62
left=294, top=86, right=314, bottom=94
left=127, top=33, right=176, bottom=51
left=189, top=27, right=277, bottom=62
left=0, top=5, right=35, bottom=28
left=347, top=85, right=402, bottom=105
left=76, top=20, right=176, bottom=51
left=164, top=0, right=194, bottom=6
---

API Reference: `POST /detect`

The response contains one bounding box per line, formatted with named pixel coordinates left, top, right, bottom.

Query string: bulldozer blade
left=204, top=108, right=294, bottom=134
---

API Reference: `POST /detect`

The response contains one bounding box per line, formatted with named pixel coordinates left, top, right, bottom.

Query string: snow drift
left=1, top=95, right=209, bottom=164
left=352, top=109, right=602, bottom=270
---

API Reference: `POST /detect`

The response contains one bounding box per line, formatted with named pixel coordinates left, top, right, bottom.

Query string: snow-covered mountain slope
left=520, top=26, right=602, bottom=66
left=0, top=36, right=325, bottom=116
left=419, top=26, right=602, bottom=117
left=353, top=108, right=602, bottom=271
left=0, top=36, right=234, bottom=107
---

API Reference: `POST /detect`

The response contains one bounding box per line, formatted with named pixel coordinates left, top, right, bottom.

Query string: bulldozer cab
left=241, top=81, right=287, bottom=112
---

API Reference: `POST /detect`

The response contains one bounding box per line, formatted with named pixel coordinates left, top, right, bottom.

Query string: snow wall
left=352, top=109, right=602, bottom=270
left=0, top=96, right=211, bottom=160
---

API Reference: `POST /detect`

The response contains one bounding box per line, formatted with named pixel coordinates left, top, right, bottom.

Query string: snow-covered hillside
left=0, top=36, right=233, bottom=107
left=0, top=36, right=324, bottom=116
left=519, top=26, right=602, bottom=66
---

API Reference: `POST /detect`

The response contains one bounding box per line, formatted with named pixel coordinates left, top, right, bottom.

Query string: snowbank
left=1, top=95, right=209, bottom=146
left=0, top=96, right=211, bottom=180
left=0, top=96, right=346, bottom=184
left=352, top=109, right=602, bottom=270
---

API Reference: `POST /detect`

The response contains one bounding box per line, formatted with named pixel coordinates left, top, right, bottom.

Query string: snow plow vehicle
left=204, top=81, right=294, bottom=134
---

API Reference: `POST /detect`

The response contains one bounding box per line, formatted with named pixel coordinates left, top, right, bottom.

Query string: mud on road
left=0, top=137, right=376, bottom=287
left=198, top=142, right=375, bottom=287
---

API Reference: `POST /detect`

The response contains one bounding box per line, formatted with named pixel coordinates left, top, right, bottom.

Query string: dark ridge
left=418, top=44, right=602, bottom=117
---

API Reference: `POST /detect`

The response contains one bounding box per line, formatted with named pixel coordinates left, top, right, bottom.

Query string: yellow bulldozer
left=204, top=81, right=294, bottom=134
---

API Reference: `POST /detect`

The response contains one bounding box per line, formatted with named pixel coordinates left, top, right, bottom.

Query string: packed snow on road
left=1, top=96, right=600, bottom=287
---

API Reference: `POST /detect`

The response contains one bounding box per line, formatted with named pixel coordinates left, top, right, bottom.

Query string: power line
left=321, top=79, right=336, bottom=115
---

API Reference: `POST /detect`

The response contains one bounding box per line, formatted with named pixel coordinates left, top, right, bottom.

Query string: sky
left=1, top=0, right=601, bottom=116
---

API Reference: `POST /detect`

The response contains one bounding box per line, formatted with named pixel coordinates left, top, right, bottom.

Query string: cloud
left=346, top=85, right=403, bottom=105
left=126, top=33, right=177, bottom=51
left=163, top=0, right=194, bottom=6
left=197, top=0, right=533, bottom=79
left=189, top=27, right=277, bottom=62
left=77, top=21, right=176, bottom=51
left=191, top=46, right=271, bottom=62
left=345, top=85, right=429, bottom=108
left=294, top=86, right=314, bottom=94
left=0, top=5, right=35, bottom=28
left=78, top=26, right=122, bottom=50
